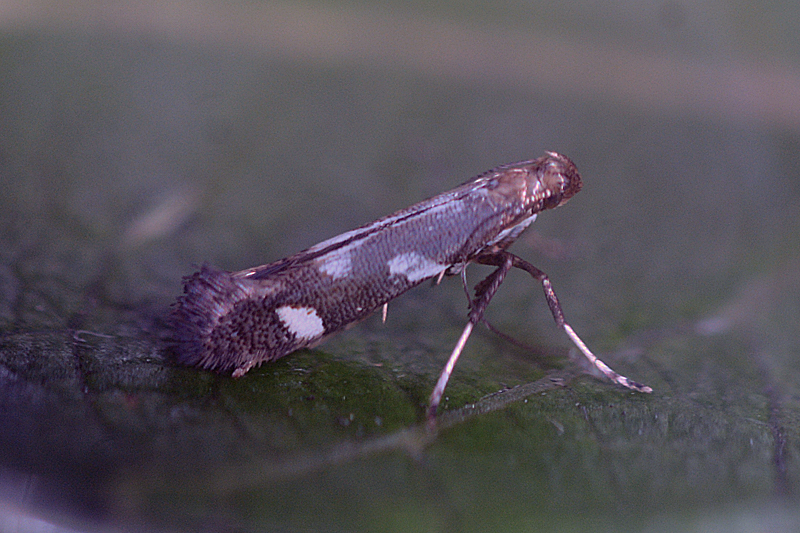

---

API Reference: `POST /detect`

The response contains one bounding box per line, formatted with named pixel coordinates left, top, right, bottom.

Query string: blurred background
left=1, top=1, right=799, bottom=532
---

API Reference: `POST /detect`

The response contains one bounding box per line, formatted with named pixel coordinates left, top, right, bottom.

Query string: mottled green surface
left=1, top=2, right=800, bottom=532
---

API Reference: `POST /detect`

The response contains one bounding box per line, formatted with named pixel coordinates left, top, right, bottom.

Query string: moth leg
left=428, top=253, right=514, bottom=418
left=459, top=267, right=471, bottom=303
left=232, top=360, right=257, bottom=379
left=476, top=251, right=652, bottom=393
left=382, top=303, right=388, bottom=323
left=463, top=264, right=543, bottom=354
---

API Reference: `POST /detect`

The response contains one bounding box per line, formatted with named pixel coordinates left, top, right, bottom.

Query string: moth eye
left=540, top=163, right=566, bottom=193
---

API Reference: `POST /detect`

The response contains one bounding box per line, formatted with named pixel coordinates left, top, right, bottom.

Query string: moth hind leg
left=427, top=253, right=515, bottom=418
left=232, top=359, right=258, bottom=378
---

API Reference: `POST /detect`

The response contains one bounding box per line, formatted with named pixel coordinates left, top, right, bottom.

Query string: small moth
left=172, top=152, right=651, bottom=416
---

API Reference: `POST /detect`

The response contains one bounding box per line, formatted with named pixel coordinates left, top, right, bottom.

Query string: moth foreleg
left=477, top=251, right=652, bottom=393
left=428, top=253, right=514, bottom=418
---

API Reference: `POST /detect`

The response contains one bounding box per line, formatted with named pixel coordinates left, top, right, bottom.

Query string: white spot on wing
left=388, top=252, right=445, bottom=283
left=276, top=306, right=325, bottom=341
left=317, top=249, right=352, bottom=279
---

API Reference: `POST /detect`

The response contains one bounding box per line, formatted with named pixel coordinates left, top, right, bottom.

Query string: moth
left=172, top=152, right=651, bottom=416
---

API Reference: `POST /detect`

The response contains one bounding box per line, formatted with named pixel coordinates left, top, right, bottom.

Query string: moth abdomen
left=172, top=265, right=285, bottom=375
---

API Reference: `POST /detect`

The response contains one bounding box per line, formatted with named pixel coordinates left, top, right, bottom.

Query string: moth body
left=172, top=152, right=650, bottom=414
left=173, top=152, right=580, bottom=377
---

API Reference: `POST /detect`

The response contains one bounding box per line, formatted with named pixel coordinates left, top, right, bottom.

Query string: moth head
left=533, top=151, right=583, bottom=210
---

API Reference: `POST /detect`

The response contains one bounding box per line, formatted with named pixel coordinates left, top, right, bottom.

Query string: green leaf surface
left=2, top=2, right=800, bottom=532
